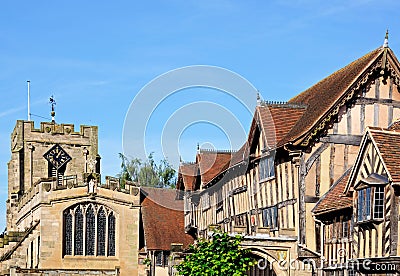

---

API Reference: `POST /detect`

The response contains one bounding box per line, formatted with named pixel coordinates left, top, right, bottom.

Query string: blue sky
left=0, top=0, right=399, bottom=230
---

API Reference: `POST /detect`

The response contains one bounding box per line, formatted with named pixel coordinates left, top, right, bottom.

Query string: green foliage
left=176, top=231, right=257, bottom=276
left=117, top=153, right=176, bottom=188
left=143, top=257, right=151, bottom=267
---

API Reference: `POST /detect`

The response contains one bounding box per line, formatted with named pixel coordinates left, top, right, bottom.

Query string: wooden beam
left=305, top=143, right=330, bottom=174
left=389, top=78, right=393, bottom=126
left=329, top=144, right=335, bottom=186
left=375, top=77, right=380, bottom=99
left=347, top=105, right=352, bottom=135
left=305, top=196, right=319, bottom=203
left=344, top=145, right=349, bottom=172
left=320, top=134, right=362, bottom=145
left=390, top=187, right=399, bottom=256
left=360, top=88, right=366, bottom=133
left=355, top=97, right=400, bottom=108
left=315, top=156, right=321, bottom=197
left=299, top=153, right=306, bottom=244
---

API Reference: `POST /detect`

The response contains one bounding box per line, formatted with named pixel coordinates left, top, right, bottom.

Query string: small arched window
left=86, top=206, right=95, bottom=255
left=74, top=206, right=84, bottom=255
left=108, top=213, right=116, bottom=257
left=97, top=207, right=106, bottom=256
left=64, top=211, right=73, bottom=255
left=63, top=203, right=116, bottom=257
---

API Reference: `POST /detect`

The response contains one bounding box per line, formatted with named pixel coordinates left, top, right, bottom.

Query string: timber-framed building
left=177, top=34, right=400, bottom=275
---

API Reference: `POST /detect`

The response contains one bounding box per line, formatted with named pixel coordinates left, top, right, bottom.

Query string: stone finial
left=383, top=29, right=389, bottom=48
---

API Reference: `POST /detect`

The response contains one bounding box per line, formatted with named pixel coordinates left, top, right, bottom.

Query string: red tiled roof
left=369, top=129, right=400, bottom=183
left=141, top=187, right=194, bottom=251
left=230, top=143, right=249, bottom=165
left=177, top=146, right=247, bottom=191
left=312, top=169, right=353, bottom=215
left=388, top=119, right=400, bottom=131
left=177, top=162, right=199, bottom=191
left=176, top=47, right=389, bottom=190
left=286, top=48, right=383, bottom=145
left=197, top=150, right=233, bottom=184
left=257, top=104, right=306, bottom=147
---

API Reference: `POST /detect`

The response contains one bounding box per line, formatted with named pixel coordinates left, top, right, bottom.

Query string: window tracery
left=63, top=203, right=116, bottom=257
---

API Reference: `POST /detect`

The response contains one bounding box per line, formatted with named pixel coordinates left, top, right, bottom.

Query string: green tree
left=117, top=153, right=176, bottom=188
left=117, top=153, right=141, bottom=183
left=176, top=231, right=256, bottom=276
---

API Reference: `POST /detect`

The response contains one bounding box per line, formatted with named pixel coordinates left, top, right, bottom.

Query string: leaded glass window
left=86, top=206, right=95, bottom=255
left=262, top=206, right=278, bottom=229
left=74, top=206, right=84, bottom=255
left=358, top=186, right=385, bottom=222
left=108, top=212, right=116, bottom=256
left=155, top=251, right=163, bottom=266
left=64, top=211, right=73, bottom=255
left=259, top=155, right=275, bottom=181
left=374, top=186, right=384, bottom=219
left=64, top=203, right=116, bottom=257
left=365, top=188, right=371, bottom=219
left=97, top=207, right=106, bottom=256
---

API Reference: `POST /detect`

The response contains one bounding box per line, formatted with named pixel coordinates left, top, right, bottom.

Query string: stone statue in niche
left=88, top=178, right=97, bottom=194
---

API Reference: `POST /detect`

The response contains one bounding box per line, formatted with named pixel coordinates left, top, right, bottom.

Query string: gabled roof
left=246, top=104, right=306, bottom=152
left=312, top=168, right=353, bottom=215
left=260, top=104, right=307, bottom=147
left=388, top=119, right=400, bottom=131
left=345, top=126, right=400, bottom=194
left=141, top=187, right=194, bottom=251
left=177, top=43, right=400, bottom=190
left=286, top=47, right=384, bottom=146
left=368, top=128, right=400, bottom=183
left=177, top=162, right=198, bottom=191
left=197, top=149, right=233, bottom=185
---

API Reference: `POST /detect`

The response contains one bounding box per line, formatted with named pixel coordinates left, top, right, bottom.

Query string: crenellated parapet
left=7, top=120, right=100, bottom=216
left=13, top=175, right=140, bottom=219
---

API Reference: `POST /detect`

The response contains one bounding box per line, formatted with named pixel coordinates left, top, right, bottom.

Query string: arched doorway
left=247, top=254, right=277, bottom=276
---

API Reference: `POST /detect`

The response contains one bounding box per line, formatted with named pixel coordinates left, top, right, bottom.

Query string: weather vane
left=49, top=95, right=56, bottom=122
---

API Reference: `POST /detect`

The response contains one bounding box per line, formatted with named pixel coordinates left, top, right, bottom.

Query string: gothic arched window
left=108, top=213, right=116, bottom=257
left=64, top=211, right=73, bottom=255
left=86, top=206, right=95, bottom=255
left=63, top=203, right=116, bottom=257
left=97, top=207, right=106, bottom=256
left=74, top=206, right=84, bottom=255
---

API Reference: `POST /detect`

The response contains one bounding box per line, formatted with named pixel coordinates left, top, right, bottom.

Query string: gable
left=346, top=130, right=389, bottom=193
left=247, top=104, right=306, bottom=153
left=285, top=46, right=400, bottom=148
left=368, top=128, right=400, bottom=184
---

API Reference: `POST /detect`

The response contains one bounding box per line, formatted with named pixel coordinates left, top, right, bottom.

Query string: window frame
left=356, top=185, right=385, bottom=224
left=63, top=203, right=117, bottom=257
left=155, top=250, right=170, bottom=267
left=262, top=205, right=278, bottom=230
left=201, top=192, right=210, bottom=210
left=259, top=155, right=275, bottom=182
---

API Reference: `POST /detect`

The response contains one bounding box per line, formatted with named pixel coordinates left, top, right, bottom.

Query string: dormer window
left=357, top=186, right=385, bottom=223
left=357, top=188, right=371, bottom=221
left=373, top=186, right=384, bottom=219
left=356, top=173, right=387, bottom=223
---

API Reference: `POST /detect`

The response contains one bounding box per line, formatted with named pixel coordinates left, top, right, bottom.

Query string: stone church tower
left=1, top=120, right=140, bottom=275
